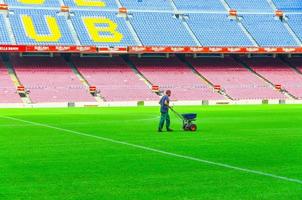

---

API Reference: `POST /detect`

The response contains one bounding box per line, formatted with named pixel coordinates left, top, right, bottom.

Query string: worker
left=158, top=90, right=173, bottom=132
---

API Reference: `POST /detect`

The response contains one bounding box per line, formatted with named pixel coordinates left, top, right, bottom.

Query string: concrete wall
left=1, top=99, right=302, bottom=108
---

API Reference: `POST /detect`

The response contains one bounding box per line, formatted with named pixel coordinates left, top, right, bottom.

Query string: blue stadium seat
left=129, top=12, right=196, bottom=46
left=186, top=14, right=254, bottom=46
left=71, top=11, right=137, bottom=47
left=0, top=1, right=299, bottom=47
left=0, top=14, right=11, bottom=44
left=63, top=0, right=118, bottom=9
left=4, top=0, right=60, bottom=7
left=225, top=0, right=273, bottom=11
left=173, top=0, right=225, bottom=11
left=241, top=14, right=298, bottom=46
left=119, top=0, right=173, bottom=11
left=287, top=14, right=302, bottom=41
left=9, top=9, right=75, bottom=45
left=272, top=0, right=302, bottom=12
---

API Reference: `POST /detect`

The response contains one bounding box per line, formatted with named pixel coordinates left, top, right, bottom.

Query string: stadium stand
left=71, top=11, right=137, bottom=46
left=242, top=57, right=302, bottom=99
left=131, top=57, right=224, bottom=101
left=0, top=0, right=301, bottom=105
left=0, top=0, right=299, bottom=47
left=4, top=0, right=60, bottom=7
left=11, top=56, right=95, bottom=103
left=173, top=0, right=225, bottom=11
left=240, top=14, right=299, bottom=46
left=119, top=0, right=173, bottom=11
left=9, top=9, right=75, bottom=45
left=189, top=57, right=285, bottom=100
left=129, top=12, right=197, bottom=46
left=0, top=58, right=21, bottom=103
left=286, top=14, right=302, bottom=42
left=63, top=0, right=118, bottom=9
left=272, top=0, right=302, bottom=12
left=0, top=14, right=11, bottom=44
left=286, top=57, right=302, bottom=73
left=73, top=56, right=158, bottom=102
left=185, top=14, right=254, bottom=46
left=225, top=0, right=273, bottom=12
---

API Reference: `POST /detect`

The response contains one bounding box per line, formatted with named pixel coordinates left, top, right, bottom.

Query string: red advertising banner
left=0, top=45, right=97, bottom=53
left=25, top=45, right=97, bottom=53
left=98, top=47, right=128, bottom=53
left=128, top=46, right=302, bottom=54
left=74, top=46, right=97, bottom=53
left=0, top=45, right=27, bottom=52
left=0, top=45, right=301, bottom=54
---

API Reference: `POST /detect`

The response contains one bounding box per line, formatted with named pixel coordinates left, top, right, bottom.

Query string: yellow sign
left=22, top=15, right=62, bottom=42
left=74, top=0, right=106, bottom=7
left=83, top=17, right=123, bottom=43
left=18, top=0, right=46, bottom=4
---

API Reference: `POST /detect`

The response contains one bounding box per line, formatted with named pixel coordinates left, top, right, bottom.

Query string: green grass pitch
left=0, top=105, right=301, bottom=200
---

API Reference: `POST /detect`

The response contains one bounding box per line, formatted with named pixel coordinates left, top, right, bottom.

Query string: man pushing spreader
left=158, top=90, right=173, bottom=132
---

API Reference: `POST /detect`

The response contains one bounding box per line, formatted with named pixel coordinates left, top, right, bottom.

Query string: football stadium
left=0, top=0, right=302, bottom=199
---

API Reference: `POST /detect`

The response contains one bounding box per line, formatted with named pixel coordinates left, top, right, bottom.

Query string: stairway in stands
left=10, top=56, right=95, bottom=103
left=281, top=57, right=302, bottom=76
left=70, top=56, right=158, bottom=102
left=66, top=57, right=104, bottom=103
left=2, top=56, right=32, bottom=104
left=121, top=56, right=155, bottom=91
left=129, top=56, right=225, bottom=101
left=180, top=56, right=233, bottom=100
left=187, top=56, right=286, bottom=100
left=237, top=57, right=298, bottom=99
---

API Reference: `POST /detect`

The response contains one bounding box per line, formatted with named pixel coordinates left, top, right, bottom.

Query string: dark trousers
left=158, top=112, right=170, bottom=130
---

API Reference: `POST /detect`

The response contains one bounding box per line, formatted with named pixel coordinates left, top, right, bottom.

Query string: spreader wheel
left=190, top=124, right=197, bottom=131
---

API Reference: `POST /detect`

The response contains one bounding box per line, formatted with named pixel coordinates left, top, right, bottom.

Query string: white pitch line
left=1, top=116, right=302, bottom=185
left=0, top=117, right=160, bottom=127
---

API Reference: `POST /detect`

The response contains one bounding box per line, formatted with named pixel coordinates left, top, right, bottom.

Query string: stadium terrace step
left=70, top=10, right=137, bottom=47
left=0, top=0, right=301, bottom=105
left=65, top=14, right=81, bottom=46
left=124, top=15, right=143, bottom=46
left=238, top=57, right=298, bottom=99
left=185, top=13, right=255, bottom=47
left=0, top=0, right=301, bottom=47
left=3, top=58, right=32, bottom=104
left=173, top=0, right=226, bottom=12
left=272, top=0, right=302, bottom=12
left=71, top=56, right=158, bottom=102
left=239, top=14, right=299, bottom=47
left=1, top=13, right=16, bottom=45
left=128, top=12, right=197, bottom=46
left=181, top=56, right=233, bottom=100
left=119, top=0, right=174, bottom=11
left=282, top=57, right=302, bottom=79
left=0, top=58, right=23, bottom=103
left=285, top=14, right=302, bottom=45
left=130, top=56, right=225, bottom=101
left=0, top=13, right=12, bottom=45
left=121, top=55, right=154, bottom=90
left=10, top=56, right=96, bottom=103
left=189, top=56, right=285, bottom=100
left=177, top=15, right=201, bottom=46
left=280, top=17, right=302, bottom=46
left=235, top=17, right=259, bottom=47
left=65, top=57, right=104, bottom=103
left=225, top=0, right=273, bottom=12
